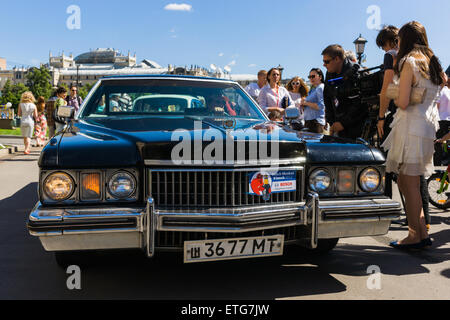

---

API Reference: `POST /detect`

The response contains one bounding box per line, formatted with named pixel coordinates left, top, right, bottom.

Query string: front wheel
left=306, top=238, right=339, bottom=255
left=427, top=173, right=450, bottom=210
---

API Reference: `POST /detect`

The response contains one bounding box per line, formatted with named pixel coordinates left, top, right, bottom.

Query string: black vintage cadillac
left=27, top=75, right=402, bottom=265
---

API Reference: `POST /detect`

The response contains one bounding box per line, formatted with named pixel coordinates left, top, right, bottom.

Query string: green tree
left=26, top=65, right=53, bottom=100
left=78, top=82, right=95, bottom=99
left=0, top=80, right=30, bottom=112
left=59, top=82, right=69, bottom=91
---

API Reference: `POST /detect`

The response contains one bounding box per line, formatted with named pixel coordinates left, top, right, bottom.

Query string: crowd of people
left=248, top=67, right=327, bottom=134
left=17, top=85, right=83, bottom=154
left=243, top=21, right=449, bottom=250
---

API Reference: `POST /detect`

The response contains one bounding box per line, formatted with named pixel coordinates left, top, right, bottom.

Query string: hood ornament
left=222, top=119, right=236, bottom=130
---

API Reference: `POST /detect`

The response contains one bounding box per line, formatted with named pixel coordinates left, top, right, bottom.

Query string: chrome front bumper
left=27, top=195, right=402, bottom=256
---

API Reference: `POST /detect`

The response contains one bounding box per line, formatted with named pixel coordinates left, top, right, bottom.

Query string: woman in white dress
left=382, top=21, right=447, bottom=250
left=18, top=91, right=38, bottom=155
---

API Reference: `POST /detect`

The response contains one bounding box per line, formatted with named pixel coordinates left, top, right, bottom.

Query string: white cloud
left=228, top=60, right=236, bottom=66
left=164, top=3, right=192, bottom=12
left=248, top=64, right=257, bottom=67
left=218, top=53, right=224, bottom=57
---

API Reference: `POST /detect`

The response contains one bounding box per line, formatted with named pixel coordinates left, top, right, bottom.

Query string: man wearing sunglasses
left=322, top=44, right=368, bottom=139
left=66, top=85, right=83, bottom=114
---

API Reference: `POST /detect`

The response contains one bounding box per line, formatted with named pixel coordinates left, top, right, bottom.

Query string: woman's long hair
left=20, top=91, right=36, bottom=104
left=266, top=68, right=281, bottom=86
left=309, top=68, right=325, bottom=84
left=395, top=21, right=444, bottom=86
left=36, top=96, right=46, bottom=113
left=286, top=76, right=309, bottom=97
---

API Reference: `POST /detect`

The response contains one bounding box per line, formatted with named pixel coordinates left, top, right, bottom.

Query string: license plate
left=184, top=235, right=284, bottom=263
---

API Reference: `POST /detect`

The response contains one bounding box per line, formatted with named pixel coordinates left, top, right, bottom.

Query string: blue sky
left=1, top=0, right=449, bottom=79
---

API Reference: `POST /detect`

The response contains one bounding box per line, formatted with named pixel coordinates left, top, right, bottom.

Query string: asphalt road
left=0, top=146, right=449, bottom=300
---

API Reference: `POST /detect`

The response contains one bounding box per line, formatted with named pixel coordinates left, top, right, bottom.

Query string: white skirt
left=381, top=110, right=436, bottom=177
left=21, top=123, right=34, bottom=138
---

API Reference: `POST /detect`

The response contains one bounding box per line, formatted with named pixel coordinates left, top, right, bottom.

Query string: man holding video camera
left=322, top=44, right=368, bottom=139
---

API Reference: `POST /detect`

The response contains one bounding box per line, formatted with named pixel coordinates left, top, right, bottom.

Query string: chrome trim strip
left=155, top=204, right=305, bottom=217
left=144, top=158, right=306, bottom=167
left=75, top=80, right=101, bottom=119
left=62, top=228, right=138, bottom=235
left=319, top=199, right=401, bottom=211
left=158, top=222, right=304, bottom=233
left=101, top=76, right=237, bottom=84
left=30, top=230, right=63, bottom=236
left=307, top=192, right=319, bottom=249
left=29, top=209, right=64, bottom=222
left=145, top=198, right=156, bottom=258
left=63, top=213, right=141, bottom=220
left=149, top=166, right=304, bottom=172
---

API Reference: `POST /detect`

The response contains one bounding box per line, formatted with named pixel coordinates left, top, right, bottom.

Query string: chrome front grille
left=148, top=168, right=304, bottom=208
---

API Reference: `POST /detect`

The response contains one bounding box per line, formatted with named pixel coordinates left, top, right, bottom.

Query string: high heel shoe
left=389, top=241, right=426, bottom=250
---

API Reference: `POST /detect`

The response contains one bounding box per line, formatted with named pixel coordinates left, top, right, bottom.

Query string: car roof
left=100, top=74, right=235, bottom=83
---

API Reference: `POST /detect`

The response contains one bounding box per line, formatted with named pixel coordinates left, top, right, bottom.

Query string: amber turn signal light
left=81, top=173, right=101, bottom=200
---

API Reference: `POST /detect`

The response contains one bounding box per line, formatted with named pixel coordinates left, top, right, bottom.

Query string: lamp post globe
left=277, top=64, right=284, bottom=80
left=353, top=34, right=368, bottom=65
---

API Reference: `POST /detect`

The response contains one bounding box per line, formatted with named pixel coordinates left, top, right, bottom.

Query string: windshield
left=79, top=79, right=266, bottom=120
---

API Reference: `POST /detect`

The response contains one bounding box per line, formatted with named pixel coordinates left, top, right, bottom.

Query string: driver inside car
left=206, top=94, right=237, bottom=116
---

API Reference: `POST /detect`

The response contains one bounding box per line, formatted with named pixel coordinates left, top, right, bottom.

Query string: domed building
left=48, top=48, right=167, bottom=87
left=73, top=48, right=137, bottom=67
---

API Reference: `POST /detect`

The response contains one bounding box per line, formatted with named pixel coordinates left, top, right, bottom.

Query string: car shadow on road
left=56, top=249, right=348, bottom=300
left=3, top=183, right=449, bottom=299
left=40, top=236, right=450, bottom=300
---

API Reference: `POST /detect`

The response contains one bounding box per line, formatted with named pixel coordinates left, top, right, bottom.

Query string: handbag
left=386, top=82, right=427, bottom=105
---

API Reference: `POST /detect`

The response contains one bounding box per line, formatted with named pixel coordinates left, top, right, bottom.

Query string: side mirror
left=284, top=107, right=300, bottom=120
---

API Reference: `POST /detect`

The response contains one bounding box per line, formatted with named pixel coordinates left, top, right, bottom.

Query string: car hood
left=39, top=117, right=384, bottom=168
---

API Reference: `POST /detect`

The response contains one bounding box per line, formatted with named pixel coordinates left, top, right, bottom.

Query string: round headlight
left=108, top=171, right=136, bottom=199
left=43, top=172, right=75, bottom=201
left=359, top=168, right=381, bottom=192
left=309, top=169, right=331, bottom=192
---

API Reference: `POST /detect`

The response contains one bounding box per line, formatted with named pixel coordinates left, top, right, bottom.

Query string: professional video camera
left=327, top=64, right=384, bottom=106
left=327, top=64, right=385, bottom=145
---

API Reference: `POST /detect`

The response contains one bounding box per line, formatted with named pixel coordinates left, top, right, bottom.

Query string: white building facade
left=48, top=48, right=168, bottom=87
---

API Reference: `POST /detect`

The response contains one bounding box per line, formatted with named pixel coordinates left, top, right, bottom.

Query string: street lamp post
left=353, top=34, right=368, bottom=65
left=277, top=64, right=284, bottom=81
left=76, top=65, right=80, bottom=88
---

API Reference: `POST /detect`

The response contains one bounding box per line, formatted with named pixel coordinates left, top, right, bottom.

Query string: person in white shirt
left=435, top=78, right=450, bottom=165
left=257, top=67, right=294, bottom=114
left=244, top=70, right=267, bottom=100
left=18, top=91, right=38, bottom=155
left=286, top=76, right=309, bottom=124
left=438, top=83, right=450, bottom=121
